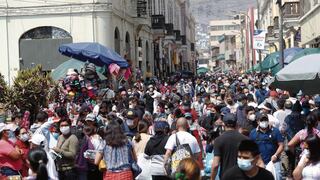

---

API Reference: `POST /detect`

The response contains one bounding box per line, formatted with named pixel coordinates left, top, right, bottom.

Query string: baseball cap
left=29, top=134, right=46, bottom=146
left=223, top=113, right=237, bottom=124
left=256, top=112, right=268, bottom=121
left=0, top=123, right=9, bottom=133
left=258, top=102, right=272, bottom=111
left=85, top=113, right=96, bottom=121
left=126, top=109, right=138, bottom=119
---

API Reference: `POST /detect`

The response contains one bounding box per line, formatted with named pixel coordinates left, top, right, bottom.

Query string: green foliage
left=6, top=65, right=54, bottom=118
left=0, top=73, right=8, bottom=103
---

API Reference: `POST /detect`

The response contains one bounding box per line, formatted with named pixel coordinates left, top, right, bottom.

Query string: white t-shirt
left=165, top=131, right=201, bottom=154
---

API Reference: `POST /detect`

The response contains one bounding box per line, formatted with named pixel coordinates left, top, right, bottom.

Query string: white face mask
left=248, top=114, right=256, bottom=121
left=259, top=121, right=269, bottom=129
left=126, top=119, right=134, bottom=126
left=60, top=126, right=71, bottom=135
left=20, top=134, right=30, bottom=142
left=129, top=104, right=134, bottom=109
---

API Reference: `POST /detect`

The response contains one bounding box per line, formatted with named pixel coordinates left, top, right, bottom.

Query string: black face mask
left=227, top=100, right=233, bottom=105
left=83, top=126, right=94, bottom=135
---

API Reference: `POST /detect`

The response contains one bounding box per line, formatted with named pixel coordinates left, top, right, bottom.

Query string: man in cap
left=211, top=113, right=248, bottom=179
left=124, top=109, right=140, bottom=138
left=249, top=113, right=284, bottom=180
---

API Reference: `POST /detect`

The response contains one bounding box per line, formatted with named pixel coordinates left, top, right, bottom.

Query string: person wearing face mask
left=222, top=140, right=274, bottom=180
left=211, top=113, right=248, bottom=180
left=236, top=94, right=249, bottom=129
left=15, top=128, right=30, bottom=177
left=191, top=94, right=204, bottom=117
left=249, top=113, right=284, bottom=180
left=239, top=106, right=257, bottom=136
left=0, top=123, right=23, bottom=178
left=293, top=134, right=320, bottom=180
left=52, top=119, right=79, bottom=180
left=77, top=113, right=105, bottom=180
left=124, top=109, right=140, bottom=139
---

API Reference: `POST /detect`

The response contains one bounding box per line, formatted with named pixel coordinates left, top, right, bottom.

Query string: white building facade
left=0, top=0, right=153, bottom=84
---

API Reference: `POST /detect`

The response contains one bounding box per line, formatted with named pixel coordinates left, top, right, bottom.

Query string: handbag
left=131, top=162, right=142, bottom=178
left=98, top=159, right=107, bottom=172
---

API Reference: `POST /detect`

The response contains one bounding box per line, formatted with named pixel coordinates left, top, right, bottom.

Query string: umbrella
left=271, top=48, right=303, bottom=75
left=197, top=67, right=209, bottom=74
left=289, top=48, right=320, bottom=63
left=270, top=54, right=320, bottom=94
left=51, top=59, right=106, bottom=81
left=59, top=42, right=129, bottom=68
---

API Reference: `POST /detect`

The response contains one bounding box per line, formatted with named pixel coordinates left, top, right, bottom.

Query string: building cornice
left=0, top=3, right=112, bottom=17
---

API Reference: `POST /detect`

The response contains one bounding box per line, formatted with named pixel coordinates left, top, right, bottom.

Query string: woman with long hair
left=293, top=135, right=320, bottom=179
left=95, top=119, right=137, bottom=180
left=288, top=113, right=320, bottom=151
left=132, top=120, right=151, bottom=155
left=26, top=148, right=48, bottom=180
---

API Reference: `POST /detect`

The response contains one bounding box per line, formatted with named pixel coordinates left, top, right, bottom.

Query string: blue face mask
left=237, top=158, right=254, bottom=171
left=52, top=132, right=60, bottom=140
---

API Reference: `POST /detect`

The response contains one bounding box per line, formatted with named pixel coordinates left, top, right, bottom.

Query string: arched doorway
left=19, top=26, right=72, bottom=70
left=146, top=41, right=150, bottom=73
left=125, top=32, right=131, bottom=59
left=114, top=27, right=121, bottom=55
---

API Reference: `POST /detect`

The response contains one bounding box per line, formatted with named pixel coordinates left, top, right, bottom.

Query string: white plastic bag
left=266, top=161, right=278, bottom=180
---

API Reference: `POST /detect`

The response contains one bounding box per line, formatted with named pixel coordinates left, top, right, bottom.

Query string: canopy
left=59, top=42, right=129, bottom=68
left=270, top=54, right=320, bottom=94
left=51, top=59, right=106, bottom=81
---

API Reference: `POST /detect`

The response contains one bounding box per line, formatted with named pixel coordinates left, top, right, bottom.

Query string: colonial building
left=300, top=0, right=320, bottom=47
left=150, top=0, right=196, bottom=79
left=0, top=0, right=153, bottom=84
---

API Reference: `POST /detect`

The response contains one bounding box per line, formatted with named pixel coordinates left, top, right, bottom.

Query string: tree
left=0, top=73, right=8, bottom=104
left=6, top=65, right=54, bottom=121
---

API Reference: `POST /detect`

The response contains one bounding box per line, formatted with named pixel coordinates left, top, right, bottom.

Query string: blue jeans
left=0, top=167, right=20, bottom=176
left=273, top=161, right=282, bottom=180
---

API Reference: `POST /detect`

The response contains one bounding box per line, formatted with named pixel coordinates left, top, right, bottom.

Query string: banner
left=253, top=30, right=266, bottom=50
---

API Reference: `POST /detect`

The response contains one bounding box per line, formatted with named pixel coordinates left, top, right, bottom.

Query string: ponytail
left=306, top=114, right=318, bottom=136
left=36, top=161, right=48, bottom=180
left=28, top=148, right=48, bottom=180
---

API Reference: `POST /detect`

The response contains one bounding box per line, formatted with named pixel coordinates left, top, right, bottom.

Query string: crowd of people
left=1, top=72, right=320, bottom=180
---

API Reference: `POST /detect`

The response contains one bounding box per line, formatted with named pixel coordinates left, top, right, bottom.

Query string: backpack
left=170, top=134, right=193, bottom=174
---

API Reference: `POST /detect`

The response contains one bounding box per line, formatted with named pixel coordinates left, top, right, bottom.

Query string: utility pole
left=256, top=0, right=263, bottom=72
left=277, top=0, right=285, bottom=68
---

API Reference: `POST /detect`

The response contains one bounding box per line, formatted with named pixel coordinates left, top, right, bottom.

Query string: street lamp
left=276, top=0, right=285, bottom=68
